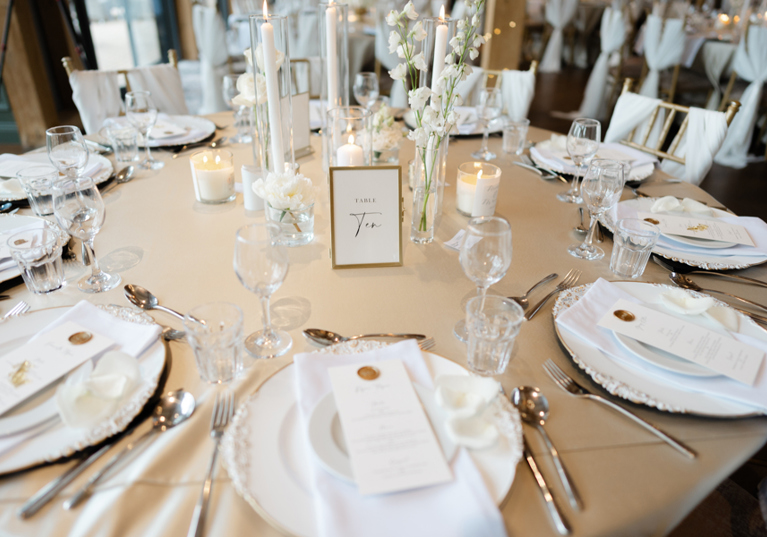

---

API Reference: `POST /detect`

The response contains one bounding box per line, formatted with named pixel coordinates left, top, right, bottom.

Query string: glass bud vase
left=266, top=203, right=315, bottom=247
left=411, top=135, right=449, bottom=244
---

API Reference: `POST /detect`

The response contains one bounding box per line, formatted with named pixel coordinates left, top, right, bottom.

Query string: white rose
left=408, top=86, right=431, bottom=110
left=389, top=63, right=408, bottom=81
left=388, top=31, right=401, bottom=54
left=411, top=21, right=427, bottom=41
left=255, top=43, right=285, bottom=72
left=243, top=47, right=253, bottom=66
left=403, top=1, right=418, bottom=20
left=385, top=10, right=399, bottom=26
left=413, top=52, right=428, bottom=71
left=233, top=73, right=256, bottom=107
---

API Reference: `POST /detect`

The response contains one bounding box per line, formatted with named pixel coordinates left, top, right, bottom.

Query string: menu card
left=0, top=322, right=115, bottom=416
left=598, top=299, right=764, bottom=385
left=328, top=359, right=452, bottom=496
left=637, top=211, right=755, bottom=246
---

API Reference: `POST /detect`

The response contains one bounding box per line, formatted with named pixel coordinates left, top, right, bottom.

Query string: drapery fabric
left=604, top=92, right=661, bottom=143
left=501, top=68, right=536, bottom=121
left=576, top=7, right=626, bottom=118
left=69, top=70, right=123, bottom=134
left=192, top=5, right=229, bottom=114
left=126, top=65, right=189, bottom=115
left=715, top=26, right=767, bottom=168
left=539, top=0, right=580, bottom=72
left=702, top=41, right=737, bottom=110
left=639, top=15, right=685, bottom=98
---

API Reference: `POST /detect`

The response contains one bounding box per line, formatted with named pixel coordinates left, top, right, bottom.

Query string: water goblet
left=557, top=118, right=600, bottom=203
left=568, top=159, right=625, bottom=261
left=46, top=125, right=89, bottom=179
left=233, top=223, right=292, bottom=358
left=471, top=87, right=503, bottom=161
left=223, top=74, right=252, bottom=143
left=353, top=72, right=379, bottom=109
left=52, top=177, right=122, bottom=293
left=125, top=90, right=164, bottom=170
left=453, top=216, right=513, bottom=342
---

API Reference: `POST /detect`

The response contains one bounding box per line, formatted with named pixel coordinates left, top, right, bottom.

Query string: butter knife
left=524, top=438, right=571, bottom=535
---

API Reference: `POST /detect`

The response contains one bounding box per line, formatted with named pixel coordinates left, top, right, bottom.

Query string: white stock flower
left=386, top=10, right=399, bottom=26
left=473, top=34, right=485, bottom=47
left=254, top=43, right=285, bottom=72
left=252, top=169, right=315, bottom=211
left=389, top=63, right=407, bottom=80
left=403, top=1, right=418, bottom=20
left=388, top=31, right=401, bottom=53
left=469, top=47, right=479, bottom=60
left=397, top=42, right=413, bottom=59
left=408, top=86, right=431, bottom=110
left=457, top=19, right=466, bottom=29
left=411, top=21, right=427, bottom=41
left=471, top=13, right=480, bottom=26
left=408, top=126, right=430, bottom=147
left=446, top=110, right=458, bottom=125
left=413, top=52, right=428, bottom=71
left=449, top=36, right=461, bottom=50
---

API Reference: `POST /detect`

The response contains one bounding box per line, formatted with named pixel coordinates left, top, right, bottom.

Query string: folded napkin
left=531, top=138, right=657, bottom=175
left=293, top=340, right=507, bottom=537
left=148, top=118, right=189, bottom=139
left=105, top=114, right=206, bottom=147
left=650, top=196, right=713, bottom=216
left=435, top=376, right=501, bottom=450
left=556, top=278, right=767, bottom=411
left=0, top=154, right=103, bottom=198
left=0, top=220, right=47, bottom=265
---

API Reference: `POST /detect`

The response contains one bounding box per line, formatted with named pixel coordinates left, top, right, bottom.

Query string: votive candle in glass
left=190, top=149, right=236, bottom=204
left=456, top=162, right=501, bottom=217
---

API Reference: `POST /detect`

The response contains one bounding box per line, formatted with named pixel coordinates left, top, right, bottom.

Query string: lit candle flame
left=203, top=155, right=208, bottom=164
left=439, top=4, right=445, bottom=21
left=215, top=155, right=221, bottom=165
left=348, top=134, right=355, bottom=145
left=263, top=0, right=268, bottom=18
left=477, top=170, right=483, bottom=181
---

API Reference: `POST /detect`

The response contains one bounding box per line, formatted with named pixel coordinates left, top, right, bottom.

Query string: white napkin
left=106, top=114, right=206, bottom=147
left=0, top=154, right=103, bottom=197
left=650, top=196, right=713, bottom=215
left=0, top=220, right=46, bottom=263
left=556, top=278, right=767, bottom=411
left=148, top=118, right=189, bottom=139
left=293, top=340, right=507, bottom=537
left=531, top=140, right=657, bottom=174
left=435, top=375, right=501, bottom=450
left=659, top=288, right=739, bottom=331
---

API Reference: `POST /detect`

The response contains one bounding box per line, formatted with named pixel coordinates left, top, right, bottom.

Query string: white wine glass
left=568, top=159, right=625, bottom=260
left=234, top=223, right=292, bottom=358
left=454, top=216, right=513, bottom=342
left=52, top=177, right=121, bottom=293
left=223, top=74, right=251, bottom=143
left=558, top=118, right=600, bottom=203
left=471, top=87, right=503, bottom=161
left=353, top=72, right=379, bottom=109
left=125, top=90, right=164, bottom=170
left=46, top=125, right=89, bottom=178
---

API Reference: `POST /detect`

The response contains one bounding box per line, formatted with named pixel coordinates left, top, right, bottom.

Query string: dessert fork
left=526, top=270, right=581, bottom=320
left=542, top=360, right=696, bottom=459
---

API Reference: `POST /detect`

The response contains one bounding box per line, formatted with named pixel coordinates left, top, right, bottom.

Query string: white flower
left=457, top=19, right=466, bottom=29
left=413, top=52, right=428, bottom=71
left=385, top=10, right=399, bottom=26
left=411, top=21, right=427, bottom=41
left=397, top=42, right=413, bottom=59
left=373, top=125, right=403, bottom=152
left=403, top=1, right=418, bottom=20
left=471, top=13, right=480, bottom=26
left=254, top=43, right=285, bottom=72
left=232, top=73, right=267, bottom=107
left=469, top=47, right=479, bottom=60
left=389, top=63, right=407, bottom=80
left=449, top=36, right=461, bottom=50
left=252, top=169, right=315, bottom=211
left=388, top=31, right=401, bottom=53
left=408, top=86, right=431, bottom=110
left=446, top=110, right=458, bottom=125
left=408, top=126, right=430, bottom=147
left=244, top=47, right=253, bottom=66
left=445, top=53, right=455, bottom=64
left=473, top=34, right=485, bottom=47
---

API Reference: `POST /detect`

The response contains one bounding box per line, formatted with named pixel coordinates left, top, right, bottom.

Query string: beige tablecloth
left=0, top=113, right=766, bottom=536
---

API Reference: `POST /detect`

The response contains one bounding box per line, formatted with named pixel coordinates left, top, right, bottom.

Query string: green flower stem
left=279, top=209, right=303, bottom=233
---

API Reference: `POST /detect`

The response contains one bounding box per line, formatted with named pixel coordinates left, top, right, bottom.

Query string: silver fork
left=543, top=360, right=696, bottom=459
left=3, top=301, right=29, bottom=320
left=187, top=390, right=235, bottom=537
left=418, top=337, right=435, bottom=351
left=526, top=270, right=581, bottom=320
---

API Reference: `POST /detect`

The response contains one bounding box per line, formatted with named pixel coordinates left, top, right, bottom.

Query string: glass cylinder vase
left=319, top=2, right=350, bottom=170
left=327, top=106, right=372, bottom=168
left=250, top=12, right=295, bottom=175
left=411, top=135, right=449, bottom=244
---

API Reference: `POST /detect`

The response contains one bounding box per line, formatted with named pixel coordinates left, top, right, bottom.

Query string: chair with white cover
left=125, top=63, right=189, bottom=116
left=638, top=14, right=685, bottom=99
left=499, top=62, right=538, bottom=121
left=604, top=79, right=740, bottom=185
left=539, top=0, right=580, bottom=73
left=714, top=25, right=767, bottom=168
left=193, top=4, right=229, bottom=114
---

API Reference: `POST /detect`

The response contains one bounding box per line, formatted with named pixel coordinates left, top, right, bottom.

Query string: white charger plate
left=530, top=144, right=655, bottom=182
left=553, top=281, right=767, bottom=417
left=222, top=342, right=522, bottom=537
left=144, top=115, right=216, bottom=148
left=308, top=384, right=457, bottom=484
left=0, top=305, right=166, bottom=474
left=614, top=332, right=720, bottom=378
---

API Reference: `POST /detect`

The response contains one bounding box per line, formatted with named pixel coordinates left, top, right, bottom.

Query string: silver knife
left=524, top=438, right=571, bottom=535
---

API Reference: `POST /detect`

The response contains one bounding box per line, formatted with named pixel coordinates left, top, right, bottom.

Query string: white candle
left=430, top=6, right=448, bottom=100
left=191, top=152, right=234, bottom=203
left=336, top=134, right=364, bottom=166
left=456, top=169, right=480, bottom=215
left=325, top=2, right=339, bottom=111
left=260, top=1, right=285, bottom=172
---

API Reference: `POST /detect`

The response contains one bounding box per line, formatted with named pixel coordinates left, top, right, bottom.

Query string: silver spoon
left=512, top=386, right=583, bottom=511
left=64, top=389, right=196, bottom=510
left=124, top=284, right=187, bottom=321
left=100, top=166, right=135, bottom=195
left=303, top=328, right=426, bottom=346
left=0, top=202, right=13, bottom=213
left=669, top=273, right=767, bottom=314
left=653, top=256, right=767, bottom=289
left=574, top=207, right=588, bottom=234
left=508, top=273, right=558, bottom=309
left=162, top=326, right=186, bottom=341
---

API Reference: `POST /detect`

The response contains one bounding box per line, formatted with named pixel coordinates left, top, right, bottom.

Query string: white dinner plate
left=553, top=281, right=767, bottom=417
left=0, top=215, right=65, bottom=284
left=222, top=342, right=522, bottom=537
left=0, top=305, right=166, bottom=475
left=308, top=384, right=457, bottom=484
left=661, top=233, right=737, bottom=250
left=530, top=144, right=655, bottom=182
left=144, top=115, right=216, bottom=148
left=613, top=332, right=720, bottom=378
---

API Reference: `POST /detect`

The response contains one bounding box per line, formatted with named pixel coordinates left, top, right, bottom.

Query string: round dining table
left=0, top=111, right=766, bottom=537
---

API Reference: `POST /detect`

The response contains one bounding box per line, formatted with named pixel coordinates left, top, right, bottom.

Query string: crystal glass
left=184, top=302, right=244, bottom=384
left=7, top=227, right=66, bottom=294
left=125, top=90, right=164, bottom=170
left=233, top=223, right=292, bottom=358
left=46, top=126, right=89, bottom=179
left=466, top=296, right=524, bottom=376
left=454, top=216, right=513, bottom=342
left=52, top=177, right=121, bottom=292
left=471, top=87, right=503, bottom=161
left=223, top=74, right=252, bottom=143
left=568, top=159, right=625, bottom=260
left=558, top=118, right=600, bottom=203
left=610, top=219, right=661, bottom=278
left=353, top=72, right=379, bottom=108
left=16, top=165, right=58, bottom=216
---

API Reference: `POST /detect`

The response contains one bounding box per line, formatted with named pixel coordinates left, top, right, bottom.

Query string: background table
left=0, top=112, right=765, bottom=536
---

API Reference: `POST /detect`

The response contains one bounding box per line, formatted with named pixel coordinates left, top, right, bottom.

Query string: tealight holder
left=327, top=106, right=372, bottom=168
left=250, top=11, right=295, bottom=175
left=456, top=162, right=501, bottom=217
left=190, top=149, right=236, bottom=204
left=319, top=2, right=350, bottom=169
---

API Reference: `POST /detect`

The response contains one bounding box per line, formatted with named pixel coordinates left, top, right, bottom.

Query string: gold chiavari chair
left=61, top=50, right=179, bottom=95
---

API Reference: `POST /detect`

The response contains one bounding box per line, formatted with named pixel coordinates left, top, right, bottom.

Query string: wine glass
left=52, top=177, right=121, bottom=293
left=223, top=74, right=252, bottom=144
left=568, top=159, right=625, bottom=260
left=125, top=90, right=164, bottom=170
left=558, top=118, right=600, bottom=203
left=46, top=126, right=89, bottom=178
left=471, top=87, right=503, bottom=161
left=453, top=216, right=513, bottom=342
left=353, top=72, right=379, bottom=109
left=234, top=223, right=292, bottom=358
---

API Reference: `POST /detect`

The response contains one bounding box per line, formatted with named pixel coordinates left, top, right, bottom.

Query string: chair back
left=291, top=58, right=321, bottom=99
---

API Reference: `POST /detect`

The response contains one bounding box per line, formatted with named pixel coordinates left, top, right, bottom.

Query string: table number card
left=328, top=359, right=452, bottom=495
left=0, top=322, right=115, bottom=416
left=637, top=212, right=755, bottom=246
left=598, top=299, right=764, bottom=385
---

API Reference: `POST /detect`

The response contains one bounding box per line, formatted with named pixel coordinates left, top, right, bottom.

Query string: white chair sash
left=126, top=65, right=190, bottom=116
left=702, top=42, right=737, bottom=110
left=539, top=0, right=580, bottom=72
left=715, top=26, right=767, bottom=169
left=660, top=107, right=729, bottom=185
left=193, top=5, right=229, bottom=114
left=604, top=92, right=661, bottom=143
left=68, top=70, right=123, bottom=134
left=639, top=15, right=685, bottom=98
left=501, top=68, right=535, bottom=121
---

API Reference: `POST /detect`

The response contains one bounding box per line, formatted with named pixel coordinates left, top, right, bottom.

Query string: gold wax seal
left=644, top=218, right=660, bottom=225
left=12, top=238, right=27, bottom=246
left=69, top=331, right=93, bottom=345
left=357, top=366, right=380, bottom=381
left=613, top=310, right=636, bottom=322
left=9, top=361, right=31, bottom=388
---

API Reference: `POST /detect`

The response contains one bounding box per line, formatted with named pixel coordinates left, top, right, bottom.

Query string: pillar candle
left=336, top=135, right=364, bottom=166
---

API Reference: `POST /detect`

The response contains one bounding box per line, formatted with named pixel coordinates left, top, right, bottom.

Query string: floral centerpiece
left=372, top=104, right=405, bottom=163
left=387, top=0, right=486, bottom=243
left=253, top=168, right=316, bottom=247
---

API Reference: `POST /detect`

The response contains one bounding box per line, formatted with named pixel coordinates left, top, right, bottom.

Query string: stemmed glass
left=471, top=87, right=503, bottom=161
left=125, top=90, right=164, bottom=170
left=353, top=72, right=379, bottom=109
left=454, top=216, right=513, bottom=342
left=558, top=118, right=600, bottom=203
left=46, top=126, right=89, bottom=178
left=234, top=223, right=292, bottom=358
left=223, top=74, right=252, bottom=143
left=568, top=159, right=625, bottom=260
left=52, top=177, right=121, bottom=293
